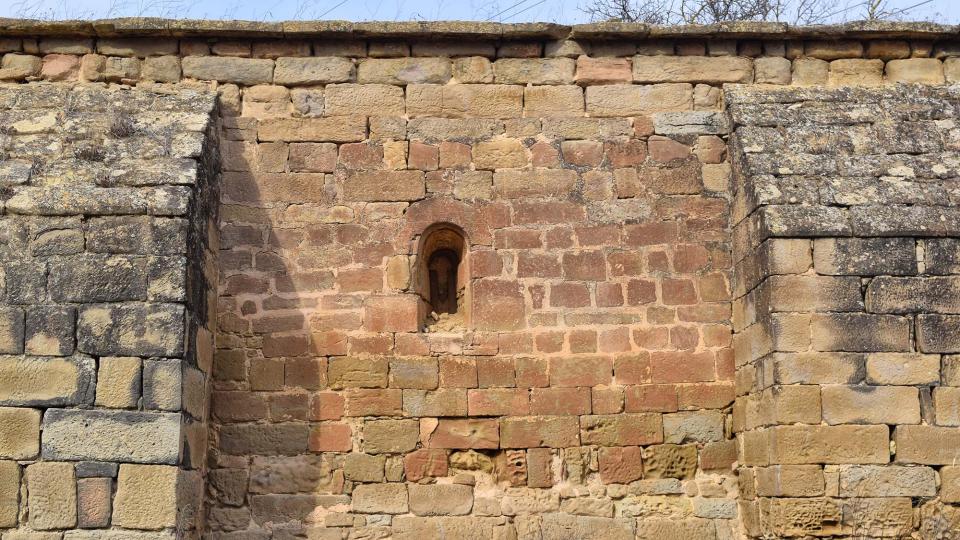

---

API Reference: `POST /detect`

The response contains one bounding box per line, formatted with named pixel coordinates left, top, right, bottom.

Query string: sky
left=0, top=0, right=956, bottom=24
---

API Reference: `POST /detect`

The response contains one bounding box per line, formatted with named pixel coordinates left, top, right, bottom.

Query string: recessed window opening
left=417, top=224, right=469, bottom=332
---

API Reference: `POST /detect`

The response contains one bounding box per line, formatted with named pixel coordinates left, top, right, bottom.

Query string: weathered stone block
left=258, top=117, right=366, bottom=142
left=0, top=460, right=18, bottom=528
left=77, top=303, right=184, bottom=357
left=95, top=356, right=141, bottom=409
left=633, top=55, right=753, bottom=83
left=770, top=425, right=889, bottom=464
left=113, top=465, right=177, bottom=530
left=885, top=58, right=945, bottom=84
left=580, top=414, right=662, bottom=446
left=142, top=359, right=182, bottom=411
left=274, top=56, right=354, bottom=85
left=0, top=308, right=24, bottom=355
left=408, top=483, right=473, bottom=516
left=359, top=58, right=450, bottom=84
left=586, top=83, right=692, bottom=117
left=0, top=407, right=40, bottom=459
left=0, top=354, right=95, bottom=406
left=77, top=477, right=112, bottom=529
left=494, top=58, right=574, bottom=84
left=181, top=56, right=273, bottom=85
left=27, top=462, right=77, bottom=530
left=838, top=464, right=936, bottom=497
left=24, top=306, right=75, bottom=356
left=363, top=419, right=418, bottom=454
left=352, top=483, right=408, bottom=514
left=325, top=83, right=404, bottom=116
left=42, top=409, right=180, bottom=464
left=821, top=385, right=920, bottom=425
left=865, top=353, right=939, bottom=385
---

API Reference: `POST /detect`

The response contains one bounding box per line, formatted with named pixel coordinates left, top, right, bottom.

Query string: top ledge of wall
left=0, top=17, right=957, bottom=40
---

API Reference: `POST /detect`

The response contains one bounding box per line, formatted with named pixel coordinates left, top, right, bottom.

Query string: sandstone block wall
left=0, top=83, right=219, bottom=538
left=0, top=18, right=958, bottom=540
left=730, top=84, right=960, bottom=537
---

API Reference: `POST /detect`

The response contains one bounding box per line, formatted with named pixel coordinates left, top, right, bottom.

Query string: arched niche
left=414, top=223, right=470, bottom=331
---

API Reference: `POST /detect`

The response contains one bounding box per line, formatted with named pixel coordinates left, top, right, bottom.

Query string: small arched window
left=416, top=224, right=469, bottom=330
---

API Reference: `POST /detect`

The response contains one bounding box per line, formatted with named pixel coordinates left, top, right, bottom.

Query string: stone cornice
left=0, top=17, right=956, bottom=40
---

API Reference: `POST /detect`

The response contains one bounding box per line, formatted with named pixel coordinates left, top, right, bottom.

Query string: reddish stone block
left=469, top=250, right=503, bottom=279
left=678, top=382, right=734, bottom=409
left=599, top=327, right=631, bottom=353
left=673, top=244, right=710, bottom=272
left=627, top=279, right=657, bottom=306
left=550, top=282, right=591, bottom=308
left=650, top=351, right=716, bottom=383
left=404, top=449, right=449, bottom=481
left=468, top=388, right=530, bottom=415
left=700, top=440, right=737, bottom=471
left=561, top=140, right=603, bottom=166
left=496, top=449, right=528, bottom=487
left=213, top=391, right=269, bottom=423
left=531, top=141, right=560, bottom=167
left=633, top=326, right=670, bottom=350
left=648, top=136, right=691, bottom=162
left=569, top=329, right=597, bottom=353
left=549, top=356, right=612, bottom=387
left=262, top=333, right=310, bottom=359
left=269, top=393, right=310, bottom=421
left=670, top=326, right=700, bottom=350
left=530, top=387, right=591, bottom=415
left=526, top=448, right=554, bottom=488
left=439, top=141, right=471, bottom=169
left=517, top=253, right=562, bottom=278
left=495, top=229, right=543, bottom=249
left=309, top=423, right=353, bottom=452
left=535, top=331, right=564, bottom=353
left=439, top=357, right=478, bottom=388
left=599, top=446, right=644, bottom=484
left=500, top=332, right=534, bottom=355
left=624, top=384, right=679, bottom=413
left=310, top=392, right=345, bottom=421
left=349, top=334, right=394, bottom=355
left=661, top=278, right=697, bottom=305
left=562, top=251, right=606, bottom=281
left=514, top=201, right=585, bottom=226
left=337, top=268, right=383, bottom=293
left=699, top=272, right=730, bottom=302
left=363, top=295, right=419, bottom=332
left=648, top=251, right=671, bottom=272
left=516, top=357, right=550, bottom=388
left=604, top=139, right=647, bottom=167
left=575, top=225, right=619, bottom=247
left=339, top=142, right=384, bottom=169
left=428, top=419, right=500, bottom=449
left=624, top=222, right=678, bottom=246
left=592, top=387, right=624, bottom=414
left=472, top=279, right=526, bottom=331
left=596, top=282, right=624, bottom=307
left=614, top=354, right=651, bottom=385
left=344, top=389, right=403, bottom=416
left=608, top=251, right=644, bottom=276
left=702, top=324, right=731, bottom=348
left=500, top=416, right=580, bottom=448
left=580, top=413, right=663, bottom=446
left=310, top=330, right=347, bottom=356
left=408, top=141, right=439, bottom=171
left=545, top=226, right=574, bottom=248
left=285, top=357, right=328, bottom=389
left=477, top=357, right=516, bottom=388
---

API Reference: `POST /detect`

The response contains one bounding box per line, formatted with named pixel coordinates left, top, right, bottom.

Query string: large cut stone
left=42, top=409, right=180, bottom=464
left=77, top=303, right=184, bottom=357
left=0, top=354, right=95, bottom=406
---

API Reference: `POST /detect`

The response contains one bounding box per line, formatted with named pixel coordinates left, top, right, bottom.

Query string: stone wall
left=0, top=18, right=957, bottom=540
left=730, top=84, right=960, bottom=537
left=0, top=83, right=219, bottom=539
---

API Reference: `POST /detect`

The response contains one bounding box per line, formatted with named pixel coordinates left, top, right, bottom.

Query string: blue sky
left=1, top=0, right=956, bottom=24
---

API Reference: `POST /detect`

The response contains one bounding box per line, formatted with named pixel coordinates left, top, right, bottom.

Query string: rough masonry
left=0, top=17, right=957, bottom=540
